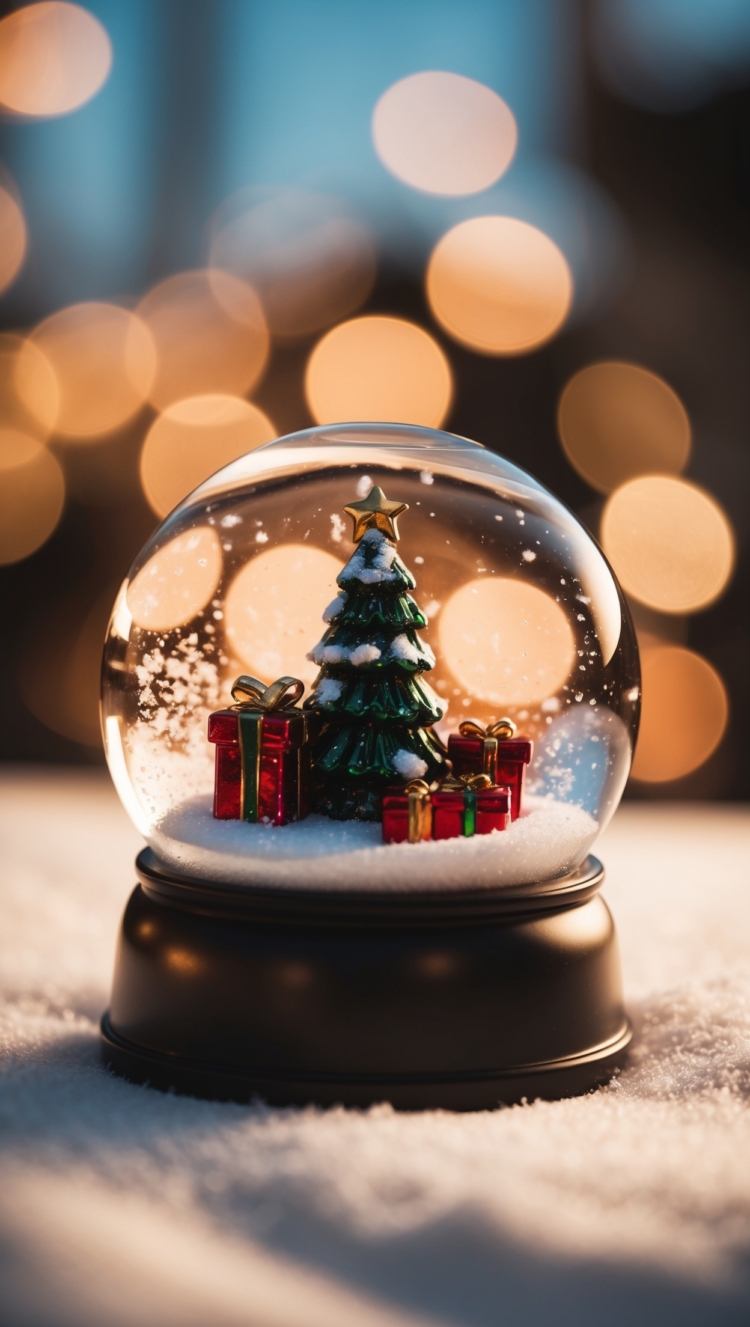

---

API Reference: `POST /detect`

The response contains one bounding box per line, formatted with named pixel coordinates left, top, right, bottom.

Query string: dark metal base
left=102, top=849, right=631, bottom=1110
left=101, top=1014, right=631, bottom=1110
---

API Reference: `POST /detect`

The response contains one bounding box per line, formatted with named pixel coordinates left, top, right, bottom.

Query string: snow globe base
left=101, top=849, right=631, bottom=1110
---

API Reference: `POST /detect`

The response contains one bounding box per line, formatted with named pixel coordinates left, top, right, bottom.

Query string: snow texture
left=2, top=773, right=750, bottom=1325
left=349, top=643, right=382, bottom=666
left=338, top=529, right=399, bottom=585
left=392, top=750, right=428, bottom=780
left=307, top=641, right=381, bottom=667
left=329, top=513, right=345, bottom=543
left=151, top=795, right=598, bottom=890
left=310, top=677, right=342, bottom=706
left=322, top=592, right=346, bottom=622
left=389, top=633, right=433, bottom=666
left=308, top=636, right=430, bottom=670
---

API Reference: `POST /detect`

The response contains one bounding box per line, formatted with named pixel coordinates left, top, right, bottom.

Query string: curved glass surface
left=102, top=423, right=639, bottom=889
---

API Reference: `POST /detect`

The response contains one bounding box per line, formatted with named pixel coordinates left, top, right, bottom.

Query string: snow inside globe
left=101, top=423, right=640, bottom=892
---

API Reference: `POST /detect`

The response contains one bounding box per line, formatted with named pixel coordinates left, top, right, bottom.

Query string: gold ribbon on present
left=440, top=772, right=494, bottom=792
left=405, top=779, right=433, bottom=844
left=231, top=675, right=305, bottom=712
left=437, top=771, right=493, bottom=837
left=458, top=717, right=517, bottom=776
left=229, top=675, right=305, bottom=822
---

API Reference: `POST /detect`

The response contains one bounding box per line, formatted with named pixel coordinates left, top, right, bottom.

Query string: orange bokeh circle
left=140, top=395, right=277, bottom=518
left=306, top=315, right=452, bottom=427
left=0, top=2, right=111, bottom=117
left=137, top=269, right=269, bottom=411
left=427, top=216, right=572, bottom=356
left=23, top=302, right=156, bottom=439
left=631, top=645, right=728, bottom=782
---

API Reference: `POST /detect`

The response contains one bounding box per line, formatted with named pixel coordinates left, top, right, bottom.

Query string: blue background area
left=1, top=0, right=578, bottom=316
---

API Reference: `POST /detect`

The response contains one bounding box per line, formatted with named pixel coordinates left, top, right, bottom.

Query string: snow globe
left=101, top=423, right=639, bottom=1107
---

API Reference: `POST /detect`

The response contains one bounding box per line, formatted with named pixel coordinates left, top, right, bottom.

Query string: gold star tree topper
left=344, top=486, right=408, bottom=543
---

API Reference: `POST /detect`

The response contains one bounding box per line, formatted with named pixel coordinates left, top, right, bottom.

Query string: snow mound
left=322, top=592, right=346, bottom=622
left=338, top=530, right=399, bottom=585
left=151, top=795, right=599, bottom=891
left=307, top=641, right=382, bottom=666
left=392, top=750, right=428, bottom=779
left=310, top=677, right=342, bottom=705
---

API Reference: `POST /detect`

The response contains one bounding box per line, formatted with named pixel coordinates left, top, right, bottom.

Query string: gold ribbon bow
left=440, top=771, right=494, bottom=793
left=229, top=676, right=305, bottom=823
left=405, top=779, right=432, bottom=844
left=458, top=718, right=516, bottom=741
left=457, top=718, right=515, bottom=777
left=231, top=675, right=305, bottom=712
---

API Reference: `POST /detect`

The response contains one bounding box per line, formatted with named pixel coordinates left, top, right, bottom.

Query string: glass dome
left=101, top=423, right=639, bottom=890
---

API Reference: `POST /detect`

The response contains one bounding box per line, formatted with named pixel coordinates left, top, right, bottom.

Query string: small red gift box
left=382, top=776, right=509, bottom=844
left=382, top=780, right=433, bottom=844
left=208, top=675, right=317, bottom=826
left=432, top=776, right=510, bottom=840
left=448, top=720, right=532, bottom=821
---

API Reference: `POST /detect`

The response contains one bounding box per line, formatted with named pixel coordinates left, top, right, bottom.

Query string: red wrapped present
left=382, top=779, right=433, bottom=844
left=448, top=719, right=532, bottom=821
left=432, top=773, right=510, bottom=840
left=208, top=675, right=316, bottom=825
left=382, top=774, right=509, bottom=844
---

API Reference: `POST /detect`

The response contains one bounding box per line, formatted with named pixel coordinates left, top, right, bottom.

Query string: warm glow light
left=126, top=527, right=223, bottom=632
left=0, top=429, right=65, bottom=564
left=104, top=715, right=150, bottom=834
left=439, top=578, right=576, bottom=706
left=210, top=189, right=376, bottom=339
left=0, top=184, right=26, bottom=293
left=0, top=332, right=58, bottom=438
left=631, top=645, right=728, bottom=782
left=305, top=316, right=453, bottom=427
left=602, top=475, right=734, bottom=614
left=225, top=545, right=344, bottom=686
left=140, top=395, right=277, bottom=519
left=558, top=361, right=691, bottom=493
left=0, top=2, right=111, bottom=117
left=137, top=269, right=269, bottom=411
left=22, top=303, right=156, bottom=439
left=426, top=216, right=573, bottom=355
left=372, top=71, right=517, bottom=196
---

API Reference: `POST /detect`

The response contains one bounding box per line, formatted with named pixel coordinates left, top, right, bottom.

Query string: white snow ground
left=1, top=769, right=750, bottom=1327
left=152, top=795, right=599, bottom=889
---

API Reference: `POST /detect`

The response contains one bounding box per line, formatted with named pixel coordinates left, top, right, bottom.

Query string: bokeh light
left=137, top=269, right=269, bottom=411
left=0, top=2, right=111, bottom=118
left=225, top=545, right=344, bottom=686
left=305, top=315, right=453, bottom=427
left=126, top=527, right=223, bottom=632
left=23, top=303, right=156, bottom=439
left=0, top=333, right=58, bottom=438
left=372, top=71, right=517, bottom=196
left=426, top=216, right=573, bottom=355
left=0, top=429, right=65, bottom=564
left=631, top=645, right=728, bottom=782
left=140, top=394, right=277, bottom=518
left=0, top=184, right=26, bottom=293
left=210, top=188, right=376, bottom=339
left=438, top=577, right=576, bottom=706
left=602, top=475, right=734, bottom=613
left=558, top=361, right=691, bottom=493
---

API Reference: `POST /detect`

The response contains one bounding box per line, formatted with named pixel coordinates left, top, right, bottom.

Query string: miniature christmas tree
left=306, top=485, right=445, bottom=820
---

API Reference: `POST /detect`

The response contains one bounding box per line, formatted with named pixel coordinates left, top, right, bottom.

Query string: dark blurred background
left=1, top=0, right=748, bottom=798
